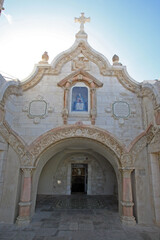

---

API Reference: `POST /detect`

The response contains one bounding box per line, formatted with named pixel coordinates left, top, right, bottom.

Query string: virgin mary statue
left=74, top=93, right=85, bottom=111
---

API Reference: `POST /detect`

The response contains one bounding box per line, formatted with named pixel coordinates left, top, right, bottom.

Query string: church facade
left=0, top=13, right=160, bottom=226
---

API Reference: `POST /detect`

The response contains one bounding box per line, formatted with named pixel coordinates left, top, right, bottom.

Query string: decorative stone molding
left=112, top=101, right=130, bottom=126
left=141, top=83, right=160, bottom=110
left=128, top=124, right=157, bottom=161
left=58, top=69, right=103, bottom=88
left=58, top=70, right=103, bottom=125
left=49, top=41, right=110, bottom=76
left=28, top=125, right=126, bottom=166
left=0, top=121, right=34, bottom=166
left=72, top=55, right=90, bottom=71
left=120, top=154, right=133, bottom=168
left=21, top=166, right=35, bottom=177
left=113, top=69, right=141, bottom=94
left=121, top=201, right=134, bottom=207
left=22, top=95, right=53, bottom=124
left=0, top=83, right=22, bottom=105
left=155, top=108, right=160, bottom=125
left=21, top=67, right=48, bottom=91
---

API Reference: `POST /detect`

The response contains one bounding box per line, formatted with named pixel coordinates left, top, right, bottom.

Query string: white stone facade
left=0, top=14, right=160, bottom=226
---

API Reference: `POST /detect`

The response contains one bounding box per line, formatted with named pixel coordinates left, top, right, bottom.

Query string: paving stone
left=1, top=195, right=160, bottom=240
left=69, top=222, right=78, bottom=230
left=13, top=231, right=35, bottom=240
left=35, top=228, right=57, bottom=237
left=78, top=223, right=94, bottom=231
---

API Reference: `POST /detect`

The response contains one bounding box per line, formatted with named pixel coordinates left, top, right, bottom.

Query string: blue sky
left=0, top=0, right=160, bottom=82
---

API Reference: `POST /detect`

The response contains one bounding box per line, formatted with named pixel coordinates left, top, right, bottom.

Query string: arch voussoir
left=28, top=125, right=126, bottom=166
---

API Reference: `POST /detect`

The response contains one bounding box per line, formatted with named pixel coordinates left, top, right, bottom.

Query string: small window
left=71, top=86, right=88, bottom=112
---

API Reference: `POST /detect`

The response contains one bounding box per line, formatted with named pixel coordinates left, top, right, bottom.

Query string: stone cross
left=75, top=13, right=90, bottom=31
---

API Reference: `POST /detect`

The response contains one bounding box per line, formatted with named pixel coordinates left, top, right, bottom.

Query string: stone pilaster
left=120, top=167, right=136, bottom=225
left=62, top=86, right=70, bottom=124
left=16, top=167, right=34, bottom=225
left=90, top=87, right=96, bottom=125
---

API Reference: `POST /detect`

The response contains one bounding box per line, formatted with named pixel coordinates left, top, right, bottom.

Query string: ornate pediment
left=49, top=41, right=111, bottom=76
left=57, top=69, right=103, bottom=88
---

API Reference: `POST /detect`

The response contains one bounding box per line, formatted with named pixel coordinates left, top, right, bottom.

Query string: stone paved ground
left=0, top=195, right=160, bottom=240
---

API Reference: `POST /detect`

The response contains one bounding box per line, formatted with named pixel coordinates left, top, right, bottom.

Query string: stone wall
left=4, top=60, right=144, bottom=146
left=0, top=146, right=21, bottom=223
left=37, top=153, right=117, bottom=196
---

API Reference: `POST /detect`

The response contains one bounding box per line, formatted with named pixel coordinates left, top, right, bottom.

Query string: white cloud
left=2, top=12, right=13, bottom=24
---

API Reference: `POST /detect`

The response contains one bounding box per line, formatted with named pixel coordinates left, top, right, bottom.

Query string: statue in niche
left=72, top=87, right=88, bottom=112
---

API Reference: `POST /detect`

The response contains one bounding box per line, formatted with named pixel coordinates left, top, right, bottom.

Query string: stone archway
left=16, top=125, right=137, bottom=225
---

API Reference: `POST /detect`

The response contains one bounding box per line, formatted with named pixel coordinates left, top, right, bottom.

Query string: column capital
left=90, top=87, right=96, bottom=92
left=20, top=167, right=35, bottom=177
left=119, top=167, right=134, bottom=177
left=64, top=87, right=70, bottom=91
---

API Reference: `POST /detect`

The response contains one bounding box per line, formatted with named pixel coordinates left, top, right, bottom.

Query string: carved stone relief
left=29, top=125, right=125, bottom=167
left=112, top=101, right=130, bottom=125
left=22, top=95, right=53, bottom=124
left=72, top=55, right=90, bottom=71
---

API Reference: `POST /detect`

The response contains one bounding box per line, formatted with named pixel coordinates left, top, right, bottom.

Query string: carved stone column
left=90, top=87, right=96, bottom=125
left=121, top=167, right=136, bottom=225
left=16, top=167, right=34, bottom=225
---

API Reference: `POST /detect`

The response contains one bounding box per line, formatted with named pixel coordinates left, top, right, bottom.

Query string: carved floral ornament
left=0, top=121, right=158, bottom=168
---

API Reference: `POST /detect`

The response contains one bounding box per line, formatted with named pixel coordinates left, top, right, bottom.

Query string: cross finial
left=75, top=13, right=90, bottom=32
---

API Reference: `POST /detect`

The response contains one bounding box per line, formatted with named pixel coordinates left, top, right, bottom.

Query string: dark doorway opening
left=71, top=164, right=88, bottom=194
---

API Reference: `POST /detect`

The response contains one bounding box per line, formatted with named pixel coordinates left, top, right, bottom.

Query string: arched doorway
left=31, top=138, right=121, bottom=216
left=16, top=125, right=136, bottom=225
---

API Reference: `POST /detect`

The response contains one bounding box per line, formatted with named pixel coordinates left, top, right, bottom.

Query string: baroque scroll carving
left=47, top=42, right=109, bottom=76
left=21, top=68, right=47, bottom=91
left=114, top=69, right=141, bottom=94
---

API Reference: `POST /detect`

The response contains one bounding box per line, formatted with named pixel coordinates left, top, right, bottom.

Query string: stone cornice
left=113, top=68, right=141, bottom=94
left=20, top=66, right=48, bottom=91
